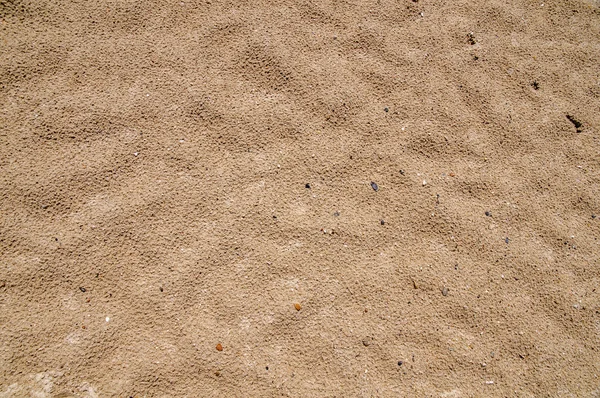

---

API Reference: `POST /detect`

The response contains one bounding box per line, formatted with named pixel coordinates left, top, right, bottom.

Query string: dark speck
left=566, top=114, right=582, bottom=132
left=398, top=361, right=403, bottom=366
left=333, top=211, right=340, bottom=217
left=400, top=170, right=405, bottom=175
left=79, top=287, right=86, bottom=293
left=266, top=366, right=269, bottom=370
left=305, top=183, right=311, bottom=189
left=384, top=107, right=389, bottom=112
left=592, top=214, right=596, bottom=219
left=273, top=215, right=277, bottom=219
left=505, top=237, right=510, bottom=244
left=485, top=211, right=491, bottom=217
left=370, top=181, right=379, bottom=191
left=160, top=287, right=164, bottom=292
left=380, top=220, right=385, bottom=225
left=532, top=81, right=539, bottom=90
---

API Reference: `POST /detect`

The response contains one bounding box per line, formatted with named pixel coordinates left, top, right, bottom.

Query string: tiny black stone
left=485, top=211, right=491, bottom=217
left=160, top=287, right=164, bottom=292
left=273, top=215, right=277, bottom=219
left=398, top=361, right=403, bottom=366
left=592, top=214, right=596, bottom=219
left=305, top=183, right=311, bottom=189
left=380, top=220, right=385, bottom=225
left=266, top=366, right=269, bottom=370
left=79, top=287, right=86, bottom=292
left=566, top=114, right=582, bottom=131
left=384, top=107, right=389, bottom=112
left=371, top=181, right=379, bottom=191
left=400, top=170, right=405, bottom=175
left=532, top=81, right=539, bottom=90
left=333, top=211, right=340, bottom=217
left=505, top=237, right=510, bottom=244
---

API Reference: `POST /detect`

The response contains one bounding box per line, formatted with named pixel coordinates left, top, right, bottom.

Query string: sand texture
left=1, top=0, right=600, bottom=396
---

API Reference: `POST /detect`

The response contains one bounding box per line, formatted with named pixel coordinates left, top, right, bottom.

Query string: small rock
left=505, top=237, right=510, bottom=244
left=449, top=172, right=455, bottom=177
left=422, top=180, right=427, bottom=186
left=592, top=214, right=596, bottom=219
left=79, top=287, right=86, bottom=293
left=333, top=211, right=340, bottom=217
left=380, top=219, right=385, bottom=225
left=485, top=211, right=491, bottom=217
left=397, top=361, right=403, bottom=366
left=216, top=343, right=223, bottom=351
left=384, top=107, right=389, bottom=112
left=400, top=170, right=405, bottom=175
left=305, top=183, right=311, bottom=189
left=441, top=287, right=449, bottom=296
left=294, top=303, right=302, bottom=311
left=362, top=337, right=373, bottom=347
left=371, top=181, right=379, bottom=191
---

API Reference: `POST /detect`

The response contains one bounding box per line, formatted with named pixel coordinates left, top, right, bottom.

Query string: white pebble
left=422, top=180, right=427, bottom=186
left=105, top=317, right=110, bottom=322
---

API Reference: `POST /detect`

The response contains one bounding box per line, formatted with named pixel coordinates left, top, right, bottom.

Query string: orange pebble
left=294, top=303, right=302, bottom=311
left=216, top=343, right=223, bottom=351
left=449, top=172, right=455, bottom=177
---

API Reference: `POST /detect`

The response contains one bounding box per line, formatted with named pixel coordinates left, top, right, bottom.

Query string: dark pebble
left=160, top=287, right=164, bottom=292
left=398, top=361, right=403, bottom=366
left=266, top=366, right=269, bottom=370
left=79, top=287, right=86, bottom=292
left=384, top=107, right=389, bottom=112
left=305, top=183, right=311, bottom=189
left=485, top=211, right=491, bottom=217
left=371, top=181, right=379, bottom=191
left=592, top=214, right=596, bottom=219
left=400, top=170, right=405, bottom=175
left=505, top=237, right=510, bottom=244
left=273, top=215, right=277, bottom=219
left=380, top=220, right=385, bottom=225
left=333, top=211, right=340, bottom=217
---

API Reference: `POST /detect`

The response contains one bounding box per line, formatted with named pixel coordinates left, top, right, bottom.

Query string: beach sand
left=1, top=0, right=599, bottom=396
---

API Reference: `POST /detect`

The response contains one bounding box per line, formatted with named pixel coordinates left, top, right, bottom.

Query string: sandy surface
left=1, top=0, right=600, bottom=396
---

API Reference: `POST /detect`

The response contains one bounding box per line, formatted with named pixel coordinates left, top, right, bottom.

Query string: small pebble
left=294, top=303, right=302, bottom=311
left=442, top=287, right=449, bottom=296
left=216, top=343, right=223, bottom=351
left=384, top=107, right=389, bottom=112
left=485, top=211, right=491, bottom=217
left=397, top=361, right=403, bottom=366
left=449, top=172, right=455, bottom=177
left=159, top=287, right=163, bottom=292
left=422, top=180, right=427, bottom=186
left=505, top=237, right=510, bottom=244
left=305, top=183, right=311, bottom=189
left=333, top=211, right=340, bottom=217
left=400, top=170, right=405, bottom=175
left=371, top=181, right=379, bottom=191
left=380, top=219, right=385, bottom=225
left=79, top=287, right=86, bottom=293
left=362, top=337, right=372, bottom=347
left=592, top=214, right=596, bottom=219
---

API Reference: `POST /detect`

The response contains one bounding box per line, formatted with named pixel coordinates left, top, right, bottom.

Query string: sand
left=1, top=0, right=600, bottom=396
